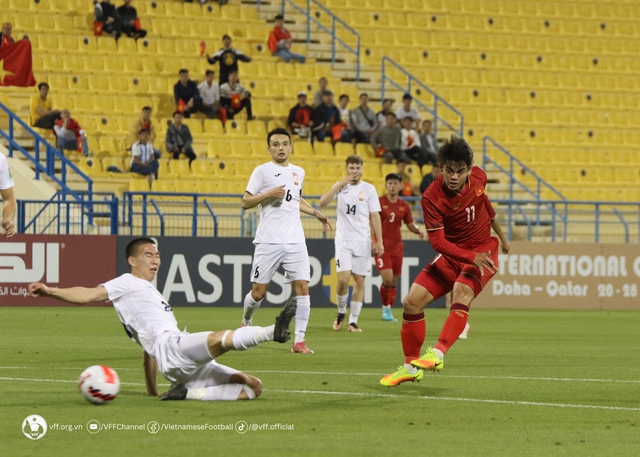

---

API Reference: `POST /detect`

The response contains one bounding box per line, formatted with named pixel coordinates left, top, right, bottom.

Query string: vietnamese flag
left=177, top=98, right=187, bottom=113
left=0, top=40, right=36, bottom=87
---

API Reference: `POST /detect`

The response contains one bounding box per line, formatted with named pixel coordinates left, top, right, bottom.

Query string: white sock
left=231, top=325, right=273, bottom=350
left=434, top=348, right=444, bottom=360
left=243, top=292, right=262, bottom=324
left=403, top=363, right=419, bottom=374
left=382, top=305, right=391, bottom=310
left=337, top=293, right=348, bottom=314
left=349, top=301, right=362, bottom=325
left=294, top=295, right=310, bottom=344
left=186, top=384, right=243, bottom=401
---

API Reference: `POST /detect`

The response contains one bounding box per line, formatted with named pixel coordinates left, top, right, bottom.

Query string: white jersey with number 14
left=333, top=180, right=381, bottom=242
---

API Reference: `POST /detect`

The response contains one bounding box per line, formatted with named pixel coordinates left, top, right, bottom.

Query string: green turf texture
left=1, top=306, right=639, bottom=457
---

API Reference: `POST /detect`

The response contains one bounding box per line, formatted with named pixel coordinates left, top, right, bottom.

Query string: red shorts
left=375, top=251, right=403, bottom=276
left=414, top=237, right=499, bottom=300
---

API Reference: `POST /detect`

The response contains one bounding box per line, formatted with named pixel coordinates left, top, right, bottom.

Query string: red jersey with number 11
left=422, top=166, right=495, bottom=252
left=379, top=195, right=413, bottom=255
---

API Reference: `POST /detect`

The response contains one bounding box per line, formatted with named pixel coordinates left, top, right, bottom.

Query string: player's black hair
left=346, top=154, right=363, bottom=166
left=267, top=127, right=291, bottom=145
left=38, top=82, right=49, bottom=90
left=436, top=135, right=473, bottom=169
left=385, top=173, right=402, bottom=182
left=126, top=237, right=156, bottom=259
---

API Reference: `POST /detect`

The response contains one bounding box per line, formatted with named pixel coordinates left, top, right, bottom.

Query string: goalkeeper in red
left=381, top=136, right=509, bottom=387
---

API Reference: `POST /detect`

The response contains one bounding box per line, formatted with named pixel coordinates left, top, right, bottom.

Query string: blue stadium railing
left=381, top=56, right=464, bottom=140
left=275, top=0, right=361, bottom=81
left=0, top=102, right=92, bottom=199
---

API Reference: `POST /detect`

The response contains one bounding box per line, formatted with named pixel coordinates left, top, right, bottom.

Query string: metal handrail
left=381, top=57, right=464, bottom=139
left=0, top=102, right=92, bottom=200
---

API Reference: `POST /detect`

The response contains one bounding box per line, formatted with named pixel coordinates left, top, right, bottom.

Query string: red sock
left=380, top=286, right=391, bottom=307
left=401, top=312, right=425, bottom=364
left=388, top=286, right=397, bottom=307
left=434, top=303, right=469, bottom=355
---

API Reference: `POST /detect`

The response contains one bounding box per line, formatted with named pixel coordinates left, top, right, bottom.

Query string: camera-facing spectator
left=311, top=90, right=340, bottom=143
left=95, top=0, right=121, bottom=39
left=219, top=71, right=253, bottom=120
left=130, top=128, right=158, bottom=184
left=400, top=116, right=430, bottom=168
left=116, top=0, right=147, bottom=39
left=30, top=82, right=60, bottom=128
left=268, top=14, right=306, bottom=63
left=166, top=111, right=197, bottom=165
left=53, top=109, right=89, bottom=157
left=197, top=70, right=221, bottom=120
left=376, top=99, right=393, bottom=128
left=351, top=93, right=377, bottom=144
left=206, top=35, right=251, bottom=86
left=370, top=112, right=410, bottom=165
left=174, top=69, right=216, bottom=119
left=128, top=106, right=160, bottom=158
left=395, top=93, right=420, bottom=129
left=288, top=91, right=314, bottom=139
left=313, top=77, right=328, bottom=108
left=419, top=119, right=438, bottom=167
left=1, top=22, right=15, bottom=48
left=337, top=94, right=352, bottom=143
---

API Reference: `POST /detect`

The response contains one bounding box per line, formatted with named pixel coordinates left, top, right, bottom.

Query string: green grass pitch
left=1, top=306, right=639, bottom=456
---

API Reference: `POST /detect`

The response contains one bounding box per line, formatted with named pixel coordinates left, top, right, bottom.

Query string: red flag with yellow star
left=0, top=40, right=36, bottom=87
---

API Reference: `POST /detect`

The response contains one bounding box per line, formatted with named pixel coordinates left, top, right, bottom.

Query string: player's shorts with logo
left=154, top=331, right=239, bottom=389
left=335, top=239, right=372, bottom=276
left=414, top=236, right=499, bottom=300
left=374, top=246, right=403, bottom=276
left=250, top=242, right=310, bottom=284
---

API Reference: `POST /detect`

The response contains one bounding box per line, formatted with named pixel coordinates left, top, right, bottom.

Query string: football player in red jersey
left=381, top=136, right=509, bottom=387
left=375, top=173, right=425, bottom=322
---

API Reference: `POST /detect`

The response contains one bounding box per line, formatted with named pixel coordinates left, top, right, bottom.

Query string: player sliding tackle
left=28, top=238, right=297, bottom=401
left=381, top=136, right=509, bottom=387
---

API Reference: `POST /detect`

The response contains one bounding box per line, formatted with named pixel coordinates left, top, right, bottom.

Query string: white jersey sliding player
left=28, top=237, right=297, bottom=402
left=241, top=128, right=331, bottom=354
left=320, top=154, right=383, bottom=332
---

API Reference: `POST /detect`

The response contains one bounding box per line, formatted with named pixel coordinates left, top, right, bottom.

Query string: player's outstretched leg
left=161, top=373, right=263, bottom=401
left=380, top=365, right=424, bottom=387
left=160, top=383, right=188, bottom=400
left=274, top=296, right=297, bottom=343
left=410, top=346, right=444, bottom=372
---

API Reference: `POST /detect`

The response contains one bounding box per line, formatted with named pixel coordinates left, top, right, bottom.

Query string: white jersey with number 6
left=246, top=162, right=306, bottom=244
left=333, top=180, right=381, bottom=242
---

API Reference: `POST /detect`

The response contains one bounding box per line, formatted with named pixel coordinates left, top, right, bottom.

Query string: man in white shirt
left=319, top=155, right=384, bottom=332
left=241, top=128, right=331, bottom=354
left=197, top=70, right=220, bottom=119
left=395, top=93, right=420, bottom=130
left=28, top=237, right=297, bottom=402
left=0, top=152, right=16, bottom=237
left=130, top=128, right=159, bottom=184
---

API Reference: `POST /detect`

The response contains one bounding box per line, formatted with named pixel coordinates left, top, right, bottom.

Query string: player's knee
left=248, top=376, right=263, bottom=398
left=452, top=283, right=474, bottom=304
left=402, top=296, right=422, bottom=314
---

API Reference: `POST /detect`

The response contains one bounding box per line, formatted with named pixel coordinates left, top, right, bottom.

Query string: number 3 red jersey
left=422, top=166, right=496, bottom=251
left=379, top=195, right=414, bottom=255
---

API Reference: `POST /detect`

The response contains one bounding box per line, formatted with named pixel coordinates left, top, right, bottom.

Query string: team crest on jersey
left=453, top=203, right=461, bottom=210
left=292, top=172, right=299, bottom=186
left=383, top=205, right=388, bottom=208
left=476, top=186, right=485, bottom=196
left=359, top=191, right=365, bottom=201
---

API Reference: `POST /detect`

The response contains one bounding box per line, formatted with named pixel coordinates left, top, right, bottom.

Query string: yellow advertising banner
left=472, top=242, right=640, bottom=310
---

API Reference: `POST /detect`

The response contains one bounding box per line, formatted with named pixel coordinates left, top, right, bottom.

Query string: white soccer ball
left=78, top=365, right=120, bottom=405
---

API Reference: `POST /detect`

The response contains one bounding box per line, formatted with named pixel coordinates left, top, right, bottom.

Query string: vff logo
left=0, top=243, right=60, bottom=283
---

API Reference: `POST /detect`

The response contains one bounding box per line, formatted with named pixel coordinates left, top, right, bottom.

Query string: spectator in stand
left=117, top=0, right=147, bottom=39
left=174, top=69, right=215, bottom=119
left=397, top=162, right=420, bottom=197
left=197, top=70, right=221, bottom=120
left=268, top=14, right=306, bottom=64
left=312, top=90, right=340, bottom=143
left=351, top=93, right=377, bottom=144
left=376, top=99, right=393, bottom=128
left=337, top=94, right=352, bottom=143
left=166, top=111, right=197, bottom=165
left=370, top=113, right=410, bottom=166
left=206, top=35, right=252, bottom=86
left=287, top=91, right=313, bottom=139
left=219, top=71, right=253, bottom=120
left=95, top=0, right=122, bottom=39
left=1, top=22, right=15, bottom=48
left=53, top=109, right=89, bottom=157
left=128, top=106, right=160, bottom=158
left=419, top=119, right=438, bottom=167
left=420, top=164, right=440, bottom=194
left=130, top=128, right=158, bottom=185
left=29, top=83, right=57, bottom=127
left=400, top=116, right=430, bottom=168
left=395, top=93, right=420, bottom=129
left=313, top=77, right=328, bottom=108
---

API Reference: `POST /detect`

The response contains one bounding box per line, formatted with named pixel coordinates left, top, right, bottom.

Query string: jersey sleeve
left=101, top=275, right=131, bottom=302
left=330, top=181, right=341, bottom=202
left=402, top=200, right=414, bottom=224
left=422, top=191, right=444, bottom=231
left=369, top=185, right=381, bottom=212
left=245, top=165, right=264, bottom=195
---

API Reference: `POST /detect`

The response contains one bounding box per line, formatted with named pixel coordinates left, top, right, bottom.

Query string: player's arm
left=27, top=283, right=109, bottom=304
left=491, top=218, right=510, bottom=254
left=370, top=211, right=384, bottom=256
left=406, top=222, right=426, bottom=239
left=143, top=350, right=159, bottom=397
left=428, top=230, right=495, bottom=275
left=300, top=198, right=332, bottom=231
left=319, top=176, right=351, bottom=207
left=1, top=186, right=16, bottom=237
left=241, top=186, right=285, bottom=210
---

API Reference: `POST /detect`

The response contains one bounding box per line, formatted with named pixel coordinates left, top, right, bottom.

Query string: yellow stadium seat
left=118, top=38, right=138, bottom=54
left=151, top=180, right=175, bottom=193
left=319, top=162, right=342, bottom=178
left=113, top=96, right=136, bottom=113
left=355, top=143, right=375, bottom=158
left=129, top=178, right=151, bottom=192
left=246, top=120, right=267, bottom=137
left=313, top=142, right=335, bottom=158
left=104, top=59, right=125, bottom=74
left=197, top=180, right=219, bottom=193
left=204, top=119, right=225, bottom=135
left=292, top=141, right=313, bottom=156
left=226, top=120, right=246, bottom=136
left=102, top=157, right=125, bottom=172
left=221, top=4, right=241, bottom=20
left=182, top=119, right=203, bottom=135
left=363, top=163, right=381, bottom=179
left=191, top=160, right=212, bottom=178
left=228, top=141, right=252, bottom=157
left=169, top=160, right=192, bottom=179
left=83, top=55, right=104, bottom=73
left=276, top=63, right=297, bottom=79
left=334, top=142, right=354, bottom=157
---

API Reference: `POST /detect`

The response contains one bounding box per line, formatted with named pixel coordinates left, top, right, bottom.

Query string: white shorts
left=154, top=331, right=240, bottom=389
left=335, top=240, right=372, bottom=276
left=250, top=243, right=311, bottom=284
